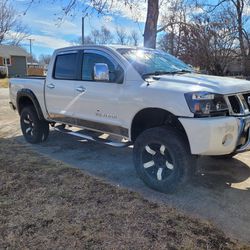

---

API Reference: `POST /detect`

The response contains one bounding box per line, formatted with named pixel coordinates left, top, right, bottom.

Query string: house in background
left=0, top=45, right=30, bottom=77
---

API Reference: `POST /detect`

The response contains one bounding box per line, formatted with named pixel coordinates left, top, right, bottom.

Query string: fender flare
left=16, top=88, right=45, bottom=120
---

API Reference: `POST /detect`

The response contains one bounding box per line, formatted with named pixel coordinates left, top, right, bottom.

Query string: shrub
left=0, top=66, right=7, bottom=79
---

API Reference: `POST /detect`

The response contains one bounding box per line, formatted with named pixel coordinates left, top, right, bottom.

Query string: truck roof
left=54, top=44, right=145, bottom=54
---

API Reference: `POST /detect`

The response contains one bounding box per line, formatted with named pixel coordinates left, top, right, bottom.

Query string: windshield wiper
left=142, top=70, right=191, bottom=79
left=173, top=69, right=192, bottom=74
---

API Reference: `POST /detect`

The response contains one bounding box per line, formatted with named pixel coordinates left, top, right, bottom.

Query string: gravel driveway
left=1, top=88, right=249, bottom=244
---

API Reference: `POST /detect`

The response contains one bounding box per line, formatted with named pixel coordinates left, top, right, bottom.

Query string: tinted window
left=54, top=53, right=78, bottom=80
left=82, top=53, right=116, bottom=82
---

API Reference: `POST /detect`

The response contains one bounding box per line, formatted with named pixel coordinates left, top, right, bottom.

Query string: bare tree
left=72, top=25, right=113, bottom=45
left=130, top=30, right=140, bottom=46
left=99, top=26, right=113, bottom=44
left=185, top=14, right=237, bottom=75
left=90, top=26, right=113, bottom=44
left=159, top=0, right=188, bottom=56
left=84, top=35, right=95, bottom=44
left=227, top=0, right=250, bottom=75
left=159, top=1, right=238, bottom=75
left=194, top=0, right=250, bottom=75
left=116, top=27, right=130, bottom=45
left=39, top=54, right=52, bottom=65
left=0, top=0, right=29, bottom=45
left=7, top=24, right=29, bottom=46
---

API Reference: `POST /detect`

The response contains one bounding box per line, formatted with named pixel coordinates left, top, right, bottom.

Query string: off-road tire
left=20, top=106, right=49, bottom=144
left=133, top=127, right=196, bottom=193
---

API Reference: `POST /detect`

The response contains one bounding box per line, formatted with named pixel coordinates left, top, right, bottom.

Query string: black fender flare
left=16, top=88, right=45, bottom=120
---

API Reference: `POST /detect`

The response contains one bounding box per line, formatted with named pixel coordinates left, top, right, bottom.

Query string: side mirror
left=94, top=63, right=109, bottom=81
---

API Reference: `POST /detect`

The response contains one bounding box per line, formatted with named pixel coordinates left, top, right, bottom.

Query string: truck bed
left=9, top=77, right=46, bottom=115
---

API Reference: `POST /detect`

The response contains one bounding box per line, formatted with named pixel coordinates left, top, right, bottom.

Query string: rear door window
left=54, top=53, right=78, bottom=80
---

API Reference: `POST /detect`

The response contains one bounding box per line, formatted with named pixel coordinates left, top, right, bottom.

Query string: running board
left=53, top=125, right=132, bottom=148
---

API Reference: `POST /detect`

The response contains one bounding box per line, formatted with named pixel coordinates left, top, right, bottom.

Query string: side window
left=54, top=53, right=78, bottom=80
left=82, top=53, right=118, bottom=82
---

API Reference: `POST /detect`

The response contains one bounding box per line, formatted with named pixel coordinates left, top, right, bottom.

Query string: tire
left=20, top=106, right=49, bottom=144
left=133, top=127, right=196, bottom=193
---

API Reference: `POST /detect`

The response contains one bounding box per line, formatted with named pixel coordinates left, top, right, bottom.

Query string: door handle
left=76, top=86, right=86, bottom=93
left=47, top=83, right=55, bottom=89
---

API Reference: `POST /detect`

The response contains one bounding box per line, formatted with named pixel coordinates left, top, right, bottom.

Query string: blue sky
left=14, top=0, right=250, bottom=59
left=14, top=0, right=146, bottom=58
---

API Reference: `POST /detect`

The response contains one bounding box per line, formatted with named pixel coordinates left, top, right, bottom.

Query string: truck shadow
left=193, top=156, right=250, bottom=190
left=13, top=130, right=250, bottom=243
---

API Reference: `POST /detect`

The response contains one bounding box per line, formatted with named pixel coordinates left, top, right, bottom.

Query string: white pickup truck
left=9, top=45, right=250, bottom=193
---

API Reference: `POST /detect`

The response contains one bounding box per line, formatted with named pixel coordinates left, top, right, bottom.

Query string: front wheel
left=20, top=106, right=49, bottom=144
left=133, top=127, right=196, bottom=193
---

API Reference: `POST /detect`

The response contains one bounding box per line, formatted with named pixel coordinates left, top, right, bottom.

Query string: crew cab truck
left=9, top=45, right=250, bottom=193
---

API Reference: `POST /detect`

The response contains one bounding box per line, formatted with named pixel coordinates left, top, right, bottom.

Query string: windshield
left=117, top=48, right=192, bottom=77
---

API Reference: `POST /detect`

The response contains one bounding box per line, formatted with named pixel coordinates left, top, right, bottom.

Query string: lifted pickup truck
left=9, top=45, right=250, bottom=193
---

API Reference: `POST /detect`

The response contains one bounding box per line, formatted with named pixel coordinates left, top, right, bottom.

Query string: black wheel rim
left=22, top=113, right=35, bottom=137
left=142, top=143, right=175, bottom=181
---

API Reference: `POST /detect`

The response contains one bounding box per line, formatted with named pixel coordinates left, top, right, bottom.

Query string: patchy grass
left=0, top=138, right=247, bottom=249
left=0, top=78, right=9, bottom=88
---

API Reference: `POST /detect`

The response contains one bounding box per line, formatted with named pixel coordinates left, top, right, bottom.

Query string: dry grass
left=0, top=78, right=9, bottom=88
left=0, top=138, right=247, bottom=249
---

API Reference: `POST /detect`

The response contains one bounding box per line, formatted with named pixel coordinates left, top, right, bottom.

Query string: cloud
left=34, top=20, right=81, bottom=36
left=109, top=1, right=147, bottom=23
left=4, top=30, right=70, bottom=51
left=86, top=0, right=147, bottom=23
left=29, top=34, right=72, bottom=49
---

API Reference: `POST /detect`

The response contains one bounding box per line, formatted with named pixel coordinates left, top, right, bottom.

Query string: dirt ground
left=0, top=138, right=242, bottom=249
left=0, top=79, right=9, bottom=88
left=1, top=88, right=250, bottom=248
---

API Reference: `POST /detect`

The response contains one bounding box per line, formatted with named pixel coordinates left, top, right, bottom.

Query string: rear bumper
left=179, top=116, right=250, bottom=155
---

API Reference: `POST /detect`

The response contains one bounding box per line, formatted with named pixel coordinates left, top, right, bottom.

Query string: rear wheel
left=133, top=127, right=196, bottom=193
left=20, top=106, right=49, bottom=144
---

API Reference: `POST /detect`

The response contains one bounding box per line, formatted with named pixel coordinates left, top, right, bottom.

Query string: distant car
left=9, top=45, right=250, bottom=193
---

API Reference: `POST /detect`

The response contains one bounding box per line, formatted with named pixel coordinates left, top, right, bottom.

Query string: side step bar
left=53, top=125, right=132, bottom=148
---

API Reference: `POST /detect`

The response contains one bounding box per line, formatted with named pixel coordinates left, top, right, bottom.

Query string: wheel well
left=16, top=89, right=44, bottom=120
left=131, top=108, right=189, bottom=144
left=17, top=96, right=34, bottom=114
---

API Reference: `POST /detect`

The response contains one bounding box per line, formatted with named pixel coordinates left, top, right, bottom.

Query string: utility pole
left=27, top=38, right=35, bottom=64
left=82, top=16, right=85, bottom=45
left=82, top=14, right=88, bottom=45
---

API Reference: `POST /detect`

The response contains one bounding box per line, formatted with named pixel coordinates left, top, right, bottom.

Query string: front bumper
left=179, top=116, right=250, bottom=155
left=235, top=116, right=250, bottom=152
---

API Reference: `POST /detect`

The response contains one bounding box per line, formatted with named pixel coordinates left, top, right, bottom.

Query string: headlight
left=185, top=92, right=229, bottom=117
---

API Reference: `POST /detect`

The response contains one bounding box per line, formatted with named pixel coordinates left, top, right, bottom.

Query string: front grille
left=227, top=92, right=250, bottom=116
left=243, top=93, right=250, bottom=109
left=228, top=95, right=241, bottom=114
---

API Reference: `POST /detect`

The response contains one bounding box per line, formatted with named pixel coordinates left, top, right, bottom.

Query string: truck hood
left=151, top=73, right=250, bottom=95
